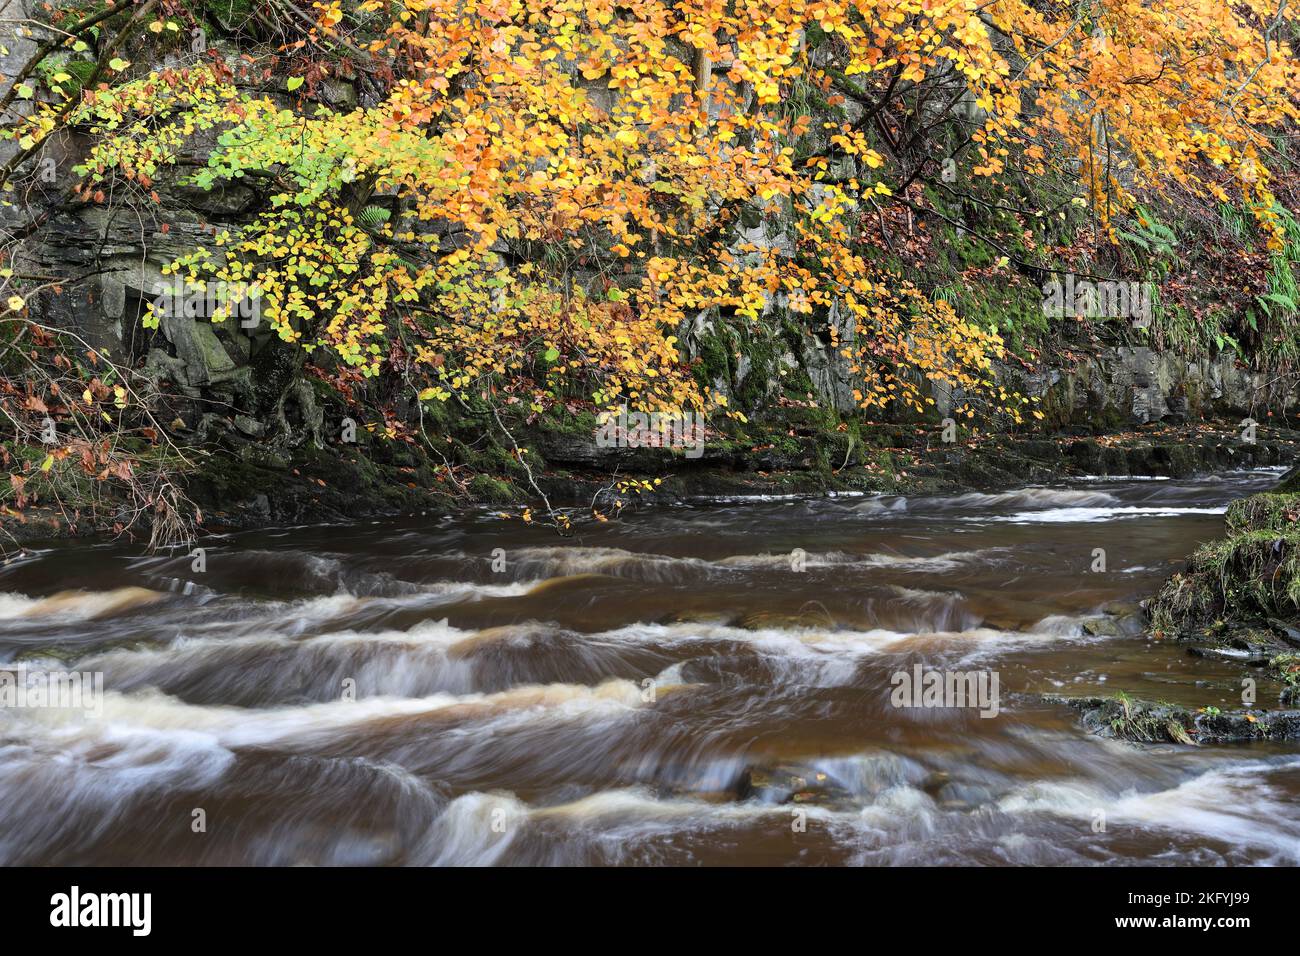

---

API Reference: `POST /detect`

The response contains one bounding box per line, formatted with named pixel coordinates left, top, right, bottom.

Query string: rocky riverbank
left=189, top=417, right=1298, bottom=526
left=3, top=414, right=1296, bottom=549
left=1047, top=463, right=1300, bottom=744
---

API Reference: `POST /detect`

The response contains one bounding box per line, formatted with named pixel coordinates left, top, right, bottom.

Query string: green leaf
left=286, top=77, right=304, bottom=92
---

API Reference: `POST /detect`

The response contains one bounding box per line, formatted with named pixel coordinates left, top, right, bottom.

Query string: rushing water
left=1, top=468, right=1298, bottom=866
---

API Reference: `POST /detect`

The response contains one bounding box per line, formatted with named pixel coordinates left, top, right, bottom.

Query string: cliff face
left=20, top=168, right=1292, bottom=455
left=12, top=97, right=1289, bottom=479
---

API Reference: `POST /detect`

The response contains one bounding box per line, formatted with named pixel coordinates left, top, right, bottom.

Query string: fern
left=1118, top=205, right=1176, bottom=258
left=358, top=205, right=391, bottom=229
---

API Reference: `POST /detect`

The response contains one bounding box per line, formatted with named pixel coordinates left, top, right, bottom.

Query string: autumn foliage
left=17, top=0, right=1300, bottom=427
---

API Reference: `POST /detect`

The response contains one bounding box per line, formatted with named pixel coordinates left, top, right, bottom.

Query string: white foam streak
left=944, top=488, right=1120, bottom=509
left=999, top=757, right=1300, bottom=863
left=998, top=505, right=1225, bottom=523
left=6, top=678, right=648, bottom=751
left=0, top=587, right=164, bottom=621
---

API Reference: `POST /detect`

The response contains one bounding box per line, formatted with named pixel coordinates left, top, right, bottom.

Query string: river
left=1, top=468, right=1298, bottom=865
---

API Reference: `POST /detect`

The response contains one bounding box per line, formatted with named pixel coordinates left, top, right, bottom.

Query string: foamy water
left=0, top=469, right=1295, bottom=865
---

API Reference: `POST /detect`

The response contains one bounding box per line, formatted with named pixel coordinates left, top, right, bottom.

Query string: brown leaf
left=9, top=473, right=26, bottom=509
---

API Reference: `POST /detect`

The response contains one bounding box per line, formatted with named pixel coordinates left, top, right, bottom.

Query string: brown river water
left=1, top=468, right=1298, bottom=865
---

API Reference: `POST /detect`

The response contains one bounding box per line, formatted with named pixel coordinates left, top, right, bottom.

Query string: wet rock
left=933, top=780, right=996, bottom=811
left=1098, top=602, right=1146, bottom=636
left=1265, top=619, right=1300, bottom=646
left=1276, top=464, right=1300, bottom=494
left=11, top=645, right=80, bottom=665
left=1065, top=439, right=1105, bottom=473
left=1045, top=693, right=1300, bottom=744
left=736, top=609, right=828, bottom=631
left=1274, top=655, right=1300, bottom=707
left=1195, top=709, right=1300, bottom=742
left=13, top=633, right=164, bottom=664
left=1081, top=617, right=1122, bottom=638
left=1151, top=443, right=1199, bottom=477
left=1018, top=439, right=1063, bottom=463
left=1185, top=645, right=1272, bottom=666
left=737, top=763, right=857, bottom=810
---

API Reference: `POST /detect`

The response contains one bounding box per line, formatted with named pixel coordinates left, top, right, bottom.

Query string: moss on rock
left=1049, top=692, right=1300, bottom=744
left=1225, top=492, right=1300, bottom=534
left=467, top=474, right=523, bottom=504
left=1149, top=525, right=1300, bottom=635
